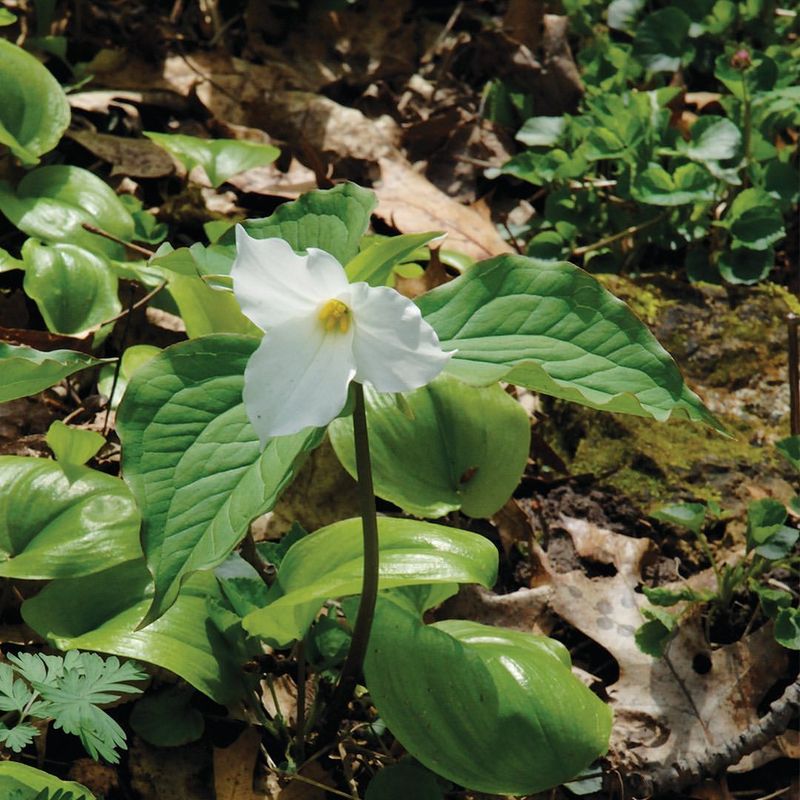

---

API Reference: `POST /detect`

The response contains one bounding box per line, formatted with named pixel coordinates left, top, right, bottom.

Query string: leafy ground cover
left=0, top=1, right=798, bottom=799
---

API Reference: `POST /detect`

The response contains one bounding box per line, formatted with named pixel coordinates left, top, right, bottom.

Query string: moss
left=596, top=274, right=677, bottom=325
left=542, top=406, right=785, bottom=511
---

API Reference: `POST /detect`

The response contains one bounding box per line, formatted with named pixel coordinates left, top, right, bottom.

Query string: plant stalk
left=319, top=382, right=380, bottom=740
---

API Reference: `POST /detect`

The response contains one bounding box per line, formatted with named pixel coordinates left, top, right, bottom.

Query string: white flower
left=232, top=226, right=453, bottom=442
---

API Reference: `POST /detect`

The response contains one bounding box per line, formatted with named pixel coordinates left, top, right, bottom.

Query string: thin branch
left=572, top=212, right=667, bottom=257
left=81, top=223, right=156, bottom=258
left=626, top=674, right=800, bottom=796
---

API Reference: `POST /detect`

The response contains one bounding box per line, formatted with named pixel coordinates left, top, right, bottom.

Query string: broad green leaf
left=720, top=188, right=785, bottom=251
left=607, top=0, right=644, bottom=31
left=0, top=39, right=70, bottom=164
left=686, top=116, right=742, bottom=164
left=746, top=498, right=787, bottom=546
left=633, top=163, right=715, bottom=206
left=345, top=231, right=443, bottom=287
left=650, top=502, right=706, bottom=534
left=363, top=599, right=611, bottom=795
left=634, top=615, right=675, bottom=658
left=776, top=436, right=800, bottom=471
left=753, top=585, right=792, bottom=619
left=715, top=51, right=778, bottom=100
left=416, top=255, right=721, bottom=430
left=0, top=166, right=135, bottom=260
left=117, top=335, right=323, bottom=624
left=0, top=343, right=104, bottom=403
left=97, top=344, right=161, bottom=408
left=0, top=456, right=141, bottom=579
left=633, top=8, right=693, bottom=73
left=365, top=763, right=444, bottom=800
left=21, top=240, right=120, bottom=334
left=754, top=526, right=798, bottom=560
left=46, top=420, right=105, bottom=467
left=717, top=246, right=774, bottom=285
left=0, top=9, right=17, bottom=24
left=237, top=183, right=376, bottom=266
left=22, top=559, right=243, bottom=705
left=516, top=116, right=566, bottom=147
left=329, top=375, right=530, bottom=518
left=242, top=517, right=498, bottom=646
left=130, top=685, right=204, bottom=747
left=0, top=762, right=94, bottom=800
left=144, top=132, right=279, bottom=188
left=165, top=272, right=258, bottom=337
left=774, top=607, right=800, bottom=650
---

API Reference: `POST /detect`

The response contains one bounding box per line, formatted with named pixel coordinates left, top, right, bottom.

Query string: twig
left=626, top=674, right=800, bottom=796
left=572, top=212, right=667, bottom=258
left=81, top=223, right=156, bottom=258
left=97, top=280, right=168, bottom=329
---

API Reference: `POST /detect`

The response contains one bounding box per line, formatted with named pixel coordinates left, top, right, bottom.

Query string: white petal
left=349, top=283, right=453, bottom=393
left=232, top=227, right=349, bottom=329
left=243, top=315, right=356, bottom=443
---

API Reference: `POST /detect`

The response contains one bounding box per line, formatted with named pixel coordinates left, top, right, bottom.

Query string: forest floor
left=0, top=1, right=798, bottom=799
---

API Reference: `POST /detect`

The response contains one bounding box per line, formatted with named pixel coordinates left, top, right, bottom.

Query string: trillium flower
left=232, top=226, right=453, bottom=443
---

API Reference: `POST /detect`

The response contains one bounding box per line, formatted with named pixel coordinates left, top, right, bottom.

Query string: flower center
left=318, top=298, right=351, bottom=333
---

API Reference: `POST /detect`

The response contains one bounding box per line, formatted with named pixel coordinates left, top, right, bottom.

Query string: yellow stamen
left=318, top=299, right=351, bottom=333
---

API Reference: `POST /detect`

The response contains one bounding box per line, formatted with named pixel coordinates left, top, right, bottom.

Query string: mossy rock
left=542, top=276, right=797, bottom=512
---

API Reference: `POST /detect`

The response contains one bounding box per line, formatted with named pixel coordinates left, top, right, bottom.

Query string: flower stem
left=320, top=382, right=380, bottom=740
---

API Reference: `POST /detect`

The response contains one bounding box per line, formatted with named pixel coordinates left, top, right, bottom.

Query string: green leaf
left=242, top=517, right=498, bottom=647
left=0, top=166, right=135, bottom=260
left=746, top=498, right=787, bottom=546
left=0, top=456, right=141, bottom=579
left=46, top=420, right=105, bottom=467
left=416, top=255, right=721, bottom=430
left=634, top=615, right=675, bottom=658
left=22, top=559, right=243, bottom=705
left=0, top=343, right=104, bottom=403
left=21, top=240, right=120, bottom=334
left=0, top=663, right=35, bottom=713
left=754, top=526, right=798, bottom=560
left=363, top=599, right=612, bottom=795
left=633, top=163, right=715, bottom=206
left=97, top=344, right=161, bottom=409
left=345, top=231, right=443, bottom=287
left=29, top=653, right=145, bottom=764
left=130, top=685, right=204, bottom=747
left=238, top=183, right=376, bottom=266
left=717, top=246, right=774, bottom=285
left=0, top=39, right=70, bottom=164
left=516, top=116, right=566, bottom=147
left=642, top=585, right=705, bottom=606
left=0, top=722, right=38, bottom=752
left=0, top=8, right=17, bottom=24
left=365, top=763, right=444, bottom=800
left=776, top=436, right=800, bottom=471
left=143, top=132, right=279, bottom=189
left=0, top=763, right=94, bottom=800
left=329, top=375, right=530, bottom=518
left=165, top=272, right=258, bottom=338
left=721, top=188, right=785, bottom=250
left=686, top=116, right=742, bottom=163
left=715, top=50, right=778, bottom=100
left=752, top=585, right=792, bottom=619
left=650, top=502, right=707, bottom=534
left=0, top=246, right=24, bottom=273
left=607, top=0, right=645, bottom=32
left=117, top=335, right=323, bottom=624
left=633, top=8, right=693, bottom=73
left=774, top=607, right=800, bottom=650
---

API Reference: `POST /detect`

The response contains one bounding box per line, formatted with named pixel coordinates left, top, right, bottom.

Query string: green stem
left=320, top=382, right=380, bottom=738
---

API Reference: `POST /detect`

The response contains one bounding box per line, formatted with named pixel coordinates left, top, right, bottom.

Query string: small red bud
left=730, top=49, right=751, bottom=70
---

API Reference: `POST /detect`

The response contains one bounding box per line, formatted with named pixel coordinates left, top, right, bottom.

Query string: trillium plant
left=0, top=182, right=722, bottom=796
